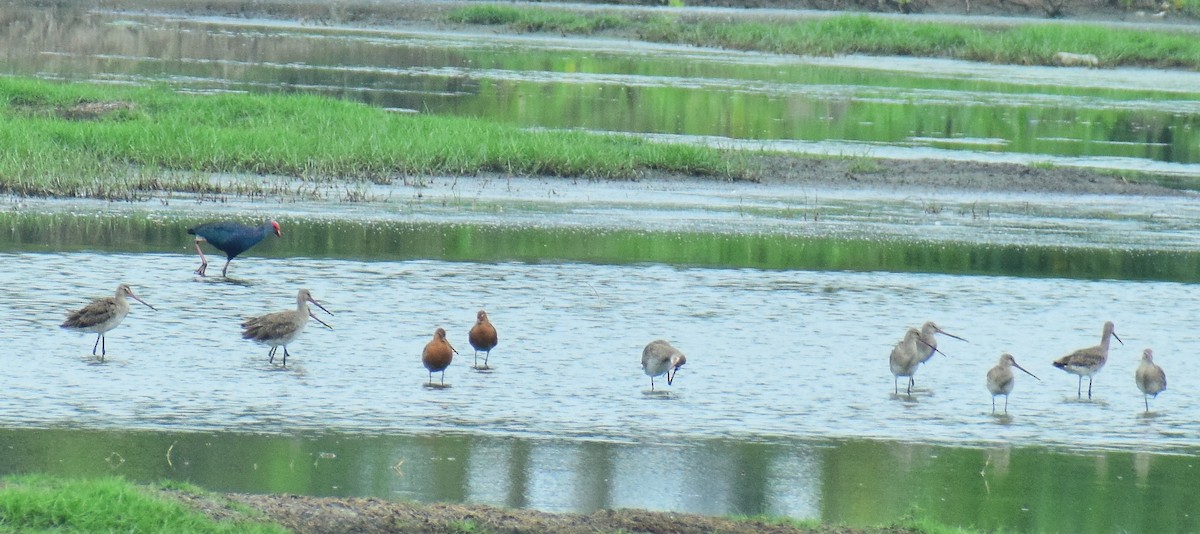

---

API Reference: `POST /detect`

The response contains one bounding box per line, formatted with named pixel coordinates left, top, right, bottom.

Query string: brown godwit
left=423, top=327, right=457, bottom=385
left=468, top=310, right=498, bottom=369
left=641, top=340, right=686, bottom=391
left=241, top=288, right=332, bottom=367
left=986, top=353, right=1041, bottom=414
left=60, top=284, right=156, bottom=362
left=917, top=321, right=967, bottom=364
left=1134, top=348, right=1167, bottom=413
left=1052, top=320, right=1121, bottom=399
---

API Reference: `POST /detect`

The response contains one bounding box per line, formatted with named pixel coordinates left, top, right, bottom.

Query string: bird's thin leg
left=991, top=397, right=995, bottom=414
left=282, top=346, right=289, bottom=368
left=1003, top=396, right=1008, bottom=414
left=907, top=377, right=914, bottom=395
left=1144, top=395, right=1150, bottom=413
left=483, top=350, right=490, bottom=367
left=428, top=371, right=433, bottom=385
left=440, top=370, right=446, bottom=385
left=894, top=377, right=899, bottom=395
left=193, top=241, right=209, bottom=276
left=92, top=334, right=101, bottom=356
left=473, top=350, right=479, bottom=367
left=1087, top=377, right=1093, bottom=399
left=101, top=335, right=106, bottom=357
left=651, top=376, right=656, bottom=391
left=1076, top=376, right=1083, bottom=399
left=268, top=346, right=277, bottom=364
left=221, top=259, right=232, bottom=278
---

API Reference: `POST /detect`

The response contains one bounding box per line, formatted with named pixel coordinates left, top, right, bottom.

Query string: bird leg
left=282, top=346, right=290, bottom=368
left=1076, top=376, right=1083, bottom=399
left=1003, top=396, right=1008, bottom=414
left=991, top=397, right=996, bottom=414
left=193, top=240, right=209, bottom=276
left=221, top=258, right=232, bottom=278
left=92, top=334, right=102, bottom=356
left=474, top=350, right=479, bottom=368
left=1087, top=377, right=1093, bottom=399
left=483, top=350, right=491, bottom=367
left=1144, top=395, right=1150, bottom=413
left=907, top=377, right=914, bottom=395
left=268, top=346, right=277, bottom=364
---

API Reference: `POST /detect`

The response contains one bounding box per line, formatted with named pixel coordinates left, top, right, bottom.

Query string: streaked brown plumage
left=1052, top=320, right=1121, bottom=399
left=241, top=288, right=332, bottom=367
left=468, top=310, right=499, bottom=368
left=1135, top=348, right=1167, bottom=413
left=60, top=284, right=156, bottom=361
left=423, top=327, right=457, bottom=385
left=641, top=340, right=686, bottom=391
left=889, top=328, right=928, bottom=395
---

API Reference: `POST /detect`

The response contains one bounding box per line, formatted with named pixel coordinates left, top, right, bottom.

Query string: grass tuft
left=0, top=475, right=287, bottom=533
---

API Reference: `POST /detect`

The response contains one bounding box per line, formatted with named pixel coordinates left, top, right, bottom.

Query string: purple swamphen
left=187, top=220, right=282, bottom=277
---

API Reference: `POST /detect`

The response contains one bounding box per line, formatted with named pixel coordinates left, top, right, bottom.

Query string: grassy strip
left=0, top=475, right=288, bottom=533
left=0, top=76, right=740, bottom=198
left=448, top=5, right=1200, bottom=69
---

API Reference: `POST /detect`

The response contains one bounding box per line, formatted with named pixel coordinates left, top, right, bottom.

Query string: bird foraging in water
left=423, top=328, right=457, bottom=385
left=1052, top=320, right=1121, bottom=399
left=986, top=353, right=1040, bottom=414
left=1134, top=348, right=1166, bottom=413
left=61, top=284, right=156, bottom=362
left=187, top=220, right=281, bottom=277
left=641, top=340, right=686, bottom=391
left=468, top=310, right=498, bottom=369
left=917, top=321, right=967, bottom=365
left=241, top=288, right=332, bottom=367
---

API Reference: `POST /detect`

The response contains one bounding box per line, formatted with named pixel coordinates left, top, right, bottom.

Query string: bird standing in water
left=642, top=340, right=686, bottom=391
left=188, top=220, right=282, bottom=277
left=241, top=288, right=332, bottom=367
left=468, top=310, right=498, bottom=369
left=1134, top=348, right=1167, bottom=413
left=423, top=328, right=457, bottom=385
left=986, top=353, right=1040, bottom=414
left=1052, top=321, right=1121, bottom=399
left=61, top=284, right=156, bottom=362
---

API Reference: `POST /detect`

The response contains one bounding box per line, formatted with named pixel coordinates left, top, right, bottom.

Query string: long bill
left=130, top=294, right=157, bottom=311
left=935, top=327, right=967, bottom=342
left=308, top=296, right=334, bottom=316
left=308, top=310, right=334, bottom=329
left=918, top=338, right=950, bottom=358
left=1013, top=361, right=1041, bottom=381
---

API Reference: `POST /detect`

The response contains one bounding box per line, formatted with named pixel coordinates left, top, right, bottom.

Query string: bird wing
left=61, top=298, right=118, bottom=328
left=241, top=311, right=298, bottom=340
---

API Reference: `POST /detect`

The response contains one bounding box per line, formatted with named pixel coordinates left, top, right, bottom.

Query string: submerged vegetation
left=0, top=76, right=740, bottom=198
left=448, top=5, right=1200, bottom=69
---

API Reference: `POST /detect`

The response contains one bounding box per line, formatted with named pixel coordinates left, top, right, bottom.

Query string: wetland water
left=2, top=3, right=1200, bottom=174
left=3, top=179, right=1200, bottom=531
left=3, top=1, right=1200, bottom=530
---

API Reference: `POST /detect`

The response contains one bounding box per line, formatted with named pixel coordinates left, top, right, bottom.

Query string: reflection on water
left=0, top=428, right=1195, bottom=532
left=1, top=3, right=1199, bottom=167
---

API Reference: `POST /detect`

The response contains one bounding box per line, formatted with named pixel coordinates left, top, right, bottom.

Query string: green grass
left=447, top=6, right=1200, bottom=69
left=0, top=475, right=287, bottom=533
left=0, top=76, right=742, bottom=198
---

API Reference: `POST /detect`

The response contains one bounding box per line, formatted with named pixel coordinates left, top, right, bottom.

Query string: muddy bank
left=740, top=154, right=1191, bottom=196
left=167, top=489, right=898, bottom=534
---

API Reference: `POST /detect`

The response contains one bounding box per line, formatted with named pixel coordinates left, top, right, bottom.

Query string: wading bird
left=241, top=288, right=332, bottom=367
left=890, top=327, right=933, bottom=395
left=1134, top=348, right=1167, bottom=413
left=188, top=220, right=281, bottom=277
left=1052, top=320, right=1121, bottom=399
left=468, top=310, right=498, bottom=369
left=423, top=328, right=457, bottom=385
left=986, top=353, right=1040, bottom=414
left=642, top=340, right=686, bottom=391
left=61, top=284, right=156, bottom=362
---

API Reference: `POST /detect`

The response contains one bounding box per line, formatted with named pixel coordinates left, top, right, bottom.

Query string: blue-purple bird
left=187, top=220, right=282, bottom=277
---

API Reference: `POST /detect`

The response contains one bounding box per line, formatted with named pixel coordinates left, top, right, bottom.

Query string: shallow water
left=3, top=3, right=1200, bottom=173
left=1, top=428, right=1197, bottom=531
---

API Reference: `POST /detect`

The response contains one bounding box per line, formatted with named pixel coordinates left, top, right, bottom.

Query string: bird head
left=270, top=220, right=282, bottom=237
left=666, top=353, right=687, bottom=385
